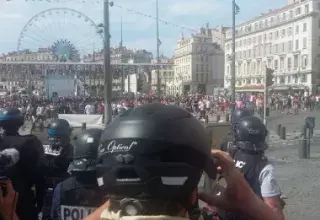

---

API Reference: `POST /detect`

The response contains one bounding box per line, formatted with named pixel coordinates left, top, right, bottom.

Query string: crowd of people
left=0, top=91, right=317, bottom=127
left=0, top=96, right=287, bottom=220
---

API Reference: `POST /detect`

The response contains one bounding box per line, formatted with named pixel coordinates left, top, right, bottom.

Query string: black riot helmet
left=96, top=103, right=216, bottom=200
left=0, top=107, right=24, bottom=131
left=48, top=119, right=71, bottom=138
left=47, top=119, right=71, bottom=146
left=231, top=108, right=253, bottom=125
left=234, top=116, right=268, bottom=151
left=68, top=128, right=103, bottom=172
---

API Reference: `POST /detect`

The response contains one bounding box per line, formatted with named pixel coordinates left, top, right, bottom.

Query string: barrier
left=58, top=114, right=104, bottom=129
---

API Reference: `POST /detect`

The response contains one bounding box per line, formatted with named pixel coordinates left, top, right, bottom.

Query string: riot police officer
left=219, top=108, right=252, bottom=152
left=43, top=118, right=73, bottom=176
left=51, top=128, right=105, bottom=220
left=218, top=116, right=284, bottom=220
left=0, top=107, right=46, bottom=220
left=42, top=118, right=74, bottom=219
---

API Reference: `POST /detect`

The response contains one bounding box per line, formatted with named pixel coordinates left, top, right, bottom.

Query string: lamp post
left=231, top=0, right=236, bottom=107
left=103, top=0, right=112, bottom=126
left=156, top=0, right=161, bottom=98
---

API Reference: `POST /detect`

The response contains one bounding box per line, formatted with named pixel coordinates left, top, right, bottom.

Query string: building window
left=303, top=38, right=307, bottom=49
left=275, top=31, right=279, bottom=38
left=289, top=10, right=293, bottom=18
left=288, top=41, right=292, bottom=51
left=302, top=55, right=308, bottom=67
left=275, top=44, right=278, bottom=54
left=296, top=7, right=301, bottom=15
left=294, top=55, right=299, bottom=69
left=303, top=23, right=307, bottom=32
left=295, top=25, right=299, bottom=34
left=281, top=29, right=285, bottom=37
left=287, top=57, right=292, bottom=70
left=305, top=4, right=309, bottom=14
left=282, top=13, right=286, bottom=21
left=295, top=39, right=299, bottom=50
left=281, top=43, right=285, bottom=52
left=274, top=59, right=278, bottom=70
left=269, top=44, right=272, bottom=54
left=269, top=33, right=272, bottom=41
left=288, top=27, right=292, bottom=35
left=280, top=57, right=284, bottom=70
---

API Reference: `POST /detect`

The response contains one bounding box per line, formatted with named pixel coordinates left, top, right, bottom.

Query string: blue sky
left=0, top=0, right=287, bottom=57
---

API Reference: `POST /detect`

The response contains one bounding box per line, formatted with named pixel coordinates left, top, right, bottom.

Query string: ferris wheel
left=17, top=8, right=103, bottom=62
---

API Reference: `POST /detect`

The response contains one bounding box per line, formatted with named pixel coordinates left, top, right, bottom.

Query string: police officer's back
left=219, top=116, right=284, bottom=220
left=51, top=128, right=105, bottom=220
left=0, top=107, right=46, bottom=220
left=96, top=103, right=216, bottom=218
left=220, top=108, right=252, bottom=152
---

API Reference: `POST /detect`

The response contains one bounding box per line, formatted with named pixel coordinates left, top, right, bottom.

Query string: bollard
left=299, top=125, right=308, bottom=159
left=307, top=128, right=311, bottom=158
left=277, top=124, right=282, bottom=136
left=82, top=122, right=86, bottom=131
left=226, top=113, right=230, bottom=122
left=216, top=115, right=221, bottom=122
left=280, top=127, right=286, bottom=140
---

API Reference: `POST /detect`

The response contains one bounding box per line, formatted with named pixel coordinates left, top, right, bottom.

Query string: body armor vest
left=59, top=176, right=104, bottom=220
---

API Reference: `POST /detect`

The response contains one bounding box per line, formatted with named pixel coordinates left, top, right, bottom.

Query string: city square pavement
left=19, top=111, right=320, bottom=219
left=265, top=110, right=320, bottom=220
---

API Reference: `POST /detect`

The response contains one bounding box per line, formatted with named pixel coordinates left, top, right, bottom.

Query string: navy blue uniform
left=51, top=175, right=104, bottom=220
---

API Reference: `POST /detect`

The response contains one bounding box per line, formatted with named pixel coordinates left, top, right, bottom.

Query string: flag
left=158, top=38, right=162, bottom=46
left=234, top=2, right=240, bottom=15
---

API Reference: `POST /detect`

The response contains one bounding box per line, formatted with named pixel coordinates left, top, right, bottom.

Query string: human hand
left=198, top=150, right=257, bottom=212
left=0, top=180, right=19, bottom=220
left=83, top=201, right=110, bottom=220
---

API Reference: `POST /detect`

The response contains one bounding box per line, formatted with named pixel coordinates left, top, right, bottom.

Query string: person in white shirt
left=36, top=106, right=44, bottom=116
left=85, top=103, right=92, bottom=115
left=205, top=99, right=211, bottom=112
left=31, top=105, right=44, bottom=123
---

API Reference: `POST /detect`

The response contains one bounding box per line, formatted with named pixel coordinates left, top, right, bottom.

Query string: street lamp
left=156, top=0, right=161, bottom=98
left=231, top=0, right=236, bottom=108
left=99, top=0, right=113, bottom=126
